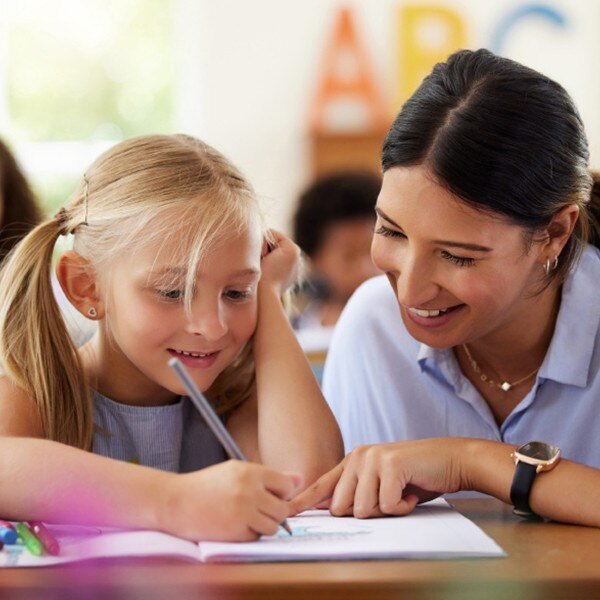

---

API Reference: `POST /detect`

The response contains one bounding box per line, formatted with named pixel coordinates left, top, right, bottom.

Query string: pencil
left=168, top=357, right=293, bottom=535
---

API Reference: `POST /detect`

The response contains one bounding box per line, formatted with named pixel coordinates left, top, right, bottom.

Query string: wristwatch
left=510, top=441, right=561, bottom=518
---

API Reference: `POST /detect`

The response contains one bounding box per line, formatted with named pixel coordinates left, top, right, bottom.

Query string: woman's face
left=371, top=165, right=546, bottom=349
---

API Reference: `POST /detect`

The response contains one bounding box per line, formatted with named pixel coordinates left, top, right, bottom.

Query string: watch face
left=518, top=441, right=560, bottom=461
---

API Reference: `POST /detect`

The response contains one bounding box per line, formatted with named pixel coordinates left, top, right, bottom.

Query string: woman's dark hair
left=382, top=48, right=600, bottom=283
left=293, top=171, right=381, bottom=257
left=0, top=139, right=42, bottom=262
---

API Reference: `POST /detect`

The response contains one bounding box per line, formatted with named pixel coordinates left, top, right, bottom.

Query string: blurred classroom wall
left=1, top=0, right=599, bottom=231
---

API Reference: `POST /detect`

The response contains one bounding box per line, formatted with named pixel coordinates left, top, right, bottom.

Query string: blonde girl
left=0, top=134, right=342, bottom=541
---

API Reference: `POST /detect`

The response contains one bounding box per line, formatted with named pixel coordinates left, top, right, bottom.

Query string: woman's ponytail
left=587, top=171, right=600, bottom=249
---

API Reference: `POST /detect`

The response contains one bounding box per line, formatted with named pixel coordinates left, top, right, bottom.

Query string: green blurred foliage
left=7, top=0, right=174, bottom=213
left=30, top=174, right=81, bottom=217
left=8, top=0, right=174, bottom=142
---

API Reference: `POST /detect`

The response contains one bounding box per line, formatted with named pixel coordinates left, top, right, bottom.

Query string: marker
left=0, top=524, right=18, bottom=545
left=0, top=526, right=17, bottom=545
left=28, top=522, right=60, bottom=556
left=15, top=523, right=44, bottom=556
left=0, top=520, right=15, bottom=529
left=168, top=357, right=293, bottom=535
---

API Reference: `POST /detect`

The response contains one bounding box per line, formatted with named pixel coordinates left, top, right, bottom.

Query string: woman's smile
left=404, top=304, right=465, bottom=328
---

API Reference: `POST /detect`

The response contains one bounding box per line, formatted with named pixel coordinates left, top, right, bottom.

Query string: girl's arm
left=289, top=438, right=600, bottom=527
left=228, top=232, right=343, bottom=485
left=0, top=436, right=301, bottom=541
left=0, top=380, right=302, bottom=541
left=0, top=377, right=44, bottom=437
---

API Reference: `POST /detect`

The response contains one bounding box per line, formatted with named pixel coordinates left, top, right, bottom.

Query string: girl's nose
left=185, top=299, right=228, bottom=341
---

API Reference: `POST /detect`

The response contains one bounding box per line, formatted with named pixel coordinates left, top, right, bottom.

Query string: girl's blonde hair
left=0, top=134, right=266, bottom=450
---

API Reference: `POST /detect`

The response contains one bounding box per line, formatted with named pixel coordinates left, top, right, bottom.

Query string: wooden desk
left=1, top=499, right=599, bottom=600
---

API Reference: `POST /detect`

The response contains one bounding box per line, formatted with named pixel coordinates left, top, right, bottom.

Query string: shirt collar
left=417, top=344, right=461, bottom=387
left=538, top=246, right=599, bottom=388
left=416, top=246, right=600, bottom=389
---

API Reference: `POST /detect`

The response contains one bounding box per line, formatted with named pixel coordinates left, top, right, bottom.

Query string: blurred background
left=1, top=0, right=599, bottom=230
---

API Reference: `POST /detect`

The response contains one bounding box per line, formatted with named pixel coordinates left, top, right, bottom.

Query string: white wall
left=173, top=0, right=600, bottom=231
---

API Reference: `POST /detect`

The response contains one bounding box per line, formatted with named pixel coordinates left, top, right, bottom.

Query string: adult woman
left=291, top=49, right=600, bottom=526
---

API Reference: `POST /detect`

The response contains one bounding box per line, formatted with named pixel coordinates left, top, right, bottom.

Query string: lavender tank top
left=91, top=389, right=227, bottom=473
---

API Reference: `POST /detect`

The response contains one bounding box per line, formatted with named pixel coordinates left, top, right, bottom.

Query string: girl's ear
left=55, top=251, right=105, bottom=320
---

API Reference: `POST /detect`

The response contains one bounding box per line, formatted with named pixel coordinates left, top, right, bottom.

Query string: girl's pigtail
left=0, top=217, right=92, bottom=449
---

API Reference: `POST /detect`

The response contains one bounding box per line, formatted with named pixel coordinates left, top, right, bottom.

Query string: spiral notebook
left=0, top=499, right=505, bottom=567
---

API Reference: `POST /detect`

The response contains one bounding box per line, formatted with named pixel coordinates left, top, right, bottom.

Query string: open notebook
left=0, top=499, right=505, bottom=567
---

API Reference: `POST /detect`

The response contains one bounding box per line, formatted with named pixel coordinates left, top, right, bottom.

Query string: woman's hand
left=259, top=230, right=301, bottom=296
left=289, top=439, right=466, bottom=518
left=160, top=460, right=302, bottom=542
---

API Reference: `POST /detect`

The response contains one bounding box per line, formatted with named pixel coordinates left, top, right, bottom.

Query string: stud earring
left=87, top=307, right=98, bottom=318
left=544, top=256, right=559, bottom=275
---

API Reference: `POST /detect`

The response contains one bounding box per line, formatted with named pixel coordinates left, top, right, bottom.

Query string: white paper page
left=198, top=499, right=506, bottom=562
left=0, top=524, right=199, bottom=567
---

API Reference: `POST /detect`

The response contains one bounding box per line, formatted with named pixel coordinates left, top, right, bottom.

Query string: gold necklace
left=461, top=344, right=540, bottom=392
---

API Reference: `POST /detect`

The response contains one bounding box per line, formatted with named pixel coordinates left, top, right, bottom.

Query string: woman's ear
left=55, top=251, right=105, bottom=320
left=538, top=204, right=579, bottom=264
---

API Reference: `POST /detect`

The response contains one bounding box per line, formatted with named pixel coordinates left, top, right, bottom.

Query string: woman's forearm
left=253, top=286, right=343, bottom=483
left=461, top=439, right=600, bottom=527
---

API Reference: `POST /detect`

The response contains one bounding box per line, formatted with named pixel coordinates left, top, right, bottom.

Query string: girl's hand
left=288, top=439, right=465, bottom=518
left=160, top=460, right=302, bottom=542
left=260, top=230, right=301, bottom=296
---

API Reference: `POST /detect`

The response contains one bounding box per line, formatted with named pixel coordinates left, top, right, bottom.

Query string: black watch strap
left=510, top=461, right=539, bottom=517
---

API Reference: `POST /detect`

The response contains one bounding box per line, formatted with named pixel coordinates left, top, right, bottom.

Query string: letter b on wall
left=396, top=5, right=466, bottom=108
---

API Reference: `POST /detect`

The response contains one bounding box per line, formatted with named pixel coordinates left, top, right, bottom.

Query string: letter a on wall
left=309, top=7, right=387, bottom=134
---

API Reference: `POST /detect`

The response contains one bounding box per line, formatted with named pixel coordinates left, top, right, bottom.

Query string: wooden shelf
left=310, top=130, right=387, bottom=177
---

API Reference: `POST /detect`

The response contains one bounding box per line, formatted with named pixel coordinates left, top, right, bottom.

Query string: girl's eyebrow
left=148, top=267, right=261, bottom=279
left=149, top=267, right=185, bottom=276
left=375, top=207, right=492, bottom=252
left=229, top=268, right=260, bottom=278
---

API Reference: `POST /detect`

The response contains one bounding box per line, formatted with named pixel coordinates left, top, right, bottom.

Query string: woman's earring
left=544, top=256, right=559, bottom=275
left=87, top=307, right=98, bottom=318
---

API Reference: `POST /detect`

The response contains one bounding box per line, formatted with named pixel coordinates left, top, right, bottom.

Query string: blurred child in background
left=292, top=171, right=381, bottom=351
left=0, top=138, right=42, bottom=264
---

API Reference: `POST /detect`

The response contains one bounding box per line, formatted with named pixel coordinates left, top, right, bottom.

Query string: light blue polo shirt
left=323, top=245, right=600, bottom=468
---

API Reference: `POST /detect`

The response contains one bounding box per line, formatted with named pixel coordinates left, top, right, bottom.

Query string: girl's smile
left=167, top=348, right=221, bottom=369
